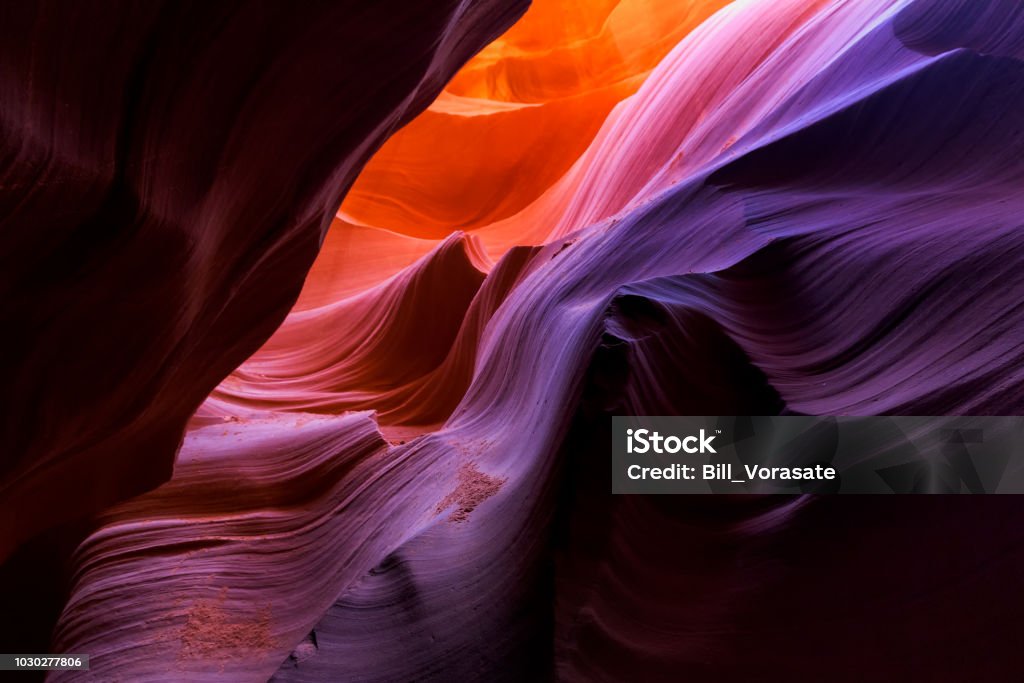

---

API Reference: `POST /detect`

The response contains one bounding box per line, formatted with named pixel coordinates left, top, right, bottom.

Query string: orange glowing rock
left=338, top=0, right=732, bottom=240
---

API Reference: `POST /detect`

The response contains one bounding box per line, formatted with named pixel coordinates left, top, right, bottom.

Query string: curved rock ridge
left=34, top=0, right=1024, bottom=680
left=0, top=0, right=530, bottom=564
left=52, top=411, right=394, bottom=681
left=210, top=233, right=489, bottom=417
left=207, top=235, right=542, bottom=427
left=338, top=0, right=734, bottom=239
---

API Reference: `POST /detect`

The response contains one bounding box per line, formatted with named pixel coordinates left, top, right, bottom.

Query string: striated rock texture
left=0, top=0, right=529, bottom=560
left=7, top=0, right=1024, bottom=680
left=0, top=0, right=528, bottom=662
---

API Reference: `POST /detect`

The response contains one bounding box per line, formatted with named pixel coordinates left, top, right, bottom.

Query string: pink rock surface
left=6, top=0, right=1024, bottom=680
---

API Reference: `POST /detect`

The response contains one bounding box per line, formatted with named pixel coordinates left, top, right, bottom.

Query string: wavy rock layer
left=22, top=0, right=1024, bottom=680
left=0, top=0, right=528, bottom=658
left=339, top=0, right=733, bottom=240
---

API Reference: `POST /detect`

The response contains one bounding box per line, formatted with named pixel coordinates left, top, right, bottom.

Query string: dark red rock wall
left=0, top=0, right=528, bottom=560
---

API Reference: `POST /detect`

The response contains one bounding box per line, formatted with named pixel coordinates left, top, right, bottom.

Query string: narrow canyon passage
left=3, top=1, right=1024, bottom=680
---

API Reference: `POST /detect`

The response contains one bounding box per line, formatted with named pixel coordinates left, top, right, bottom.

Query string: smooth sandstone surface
left=4, top=0, right=1024, bottom=680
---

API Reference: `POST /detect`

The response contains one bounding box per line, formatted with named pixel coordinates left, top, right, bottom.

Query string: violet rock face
left=4, top=0, right=1024, bottom=680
